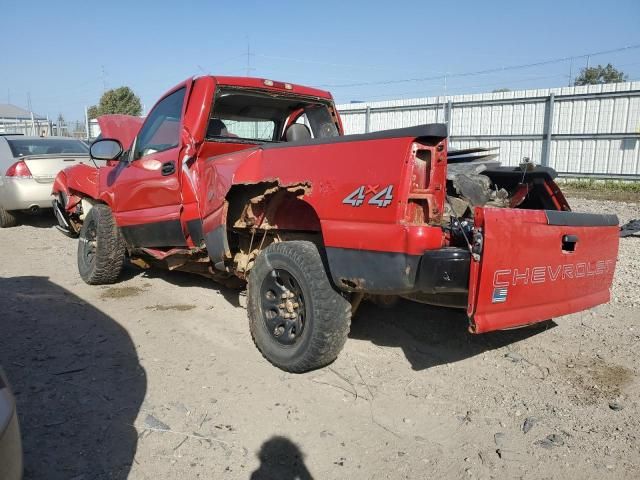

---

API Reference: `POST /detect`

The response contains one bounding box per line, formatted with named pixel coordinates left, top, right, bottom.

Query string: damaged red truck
left=52, top=76, right=619, bottom=372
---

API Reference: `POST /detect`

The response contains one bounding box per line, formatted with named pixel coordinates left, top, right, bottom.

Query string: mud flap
left=467, top=208, right=619, bottom=333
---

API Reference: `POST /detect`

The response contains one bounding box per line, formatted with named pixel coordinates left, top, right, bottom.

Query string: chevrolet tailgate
left=467, top=207, right=619, bottom=333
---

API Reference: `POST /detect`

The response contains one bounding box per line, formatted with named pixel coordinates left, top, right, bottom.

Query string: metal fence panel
left=337, top=81, right=640, bottom=179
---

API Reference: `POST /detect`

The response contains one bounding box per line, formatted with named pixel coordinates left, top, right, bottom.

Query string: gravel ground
left=0, top=197, right=638, bottom=480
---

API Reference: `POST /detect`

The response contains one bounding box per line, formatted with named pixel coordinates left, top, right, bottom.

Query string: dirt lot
left=1, top=198, right=639, bottom=480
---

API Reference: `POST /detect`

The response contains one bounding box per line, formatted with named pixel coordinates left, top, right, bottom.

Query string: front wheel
left=248, top=241, right=351, bottom=373
left=77, top=203, right=125, bottom=285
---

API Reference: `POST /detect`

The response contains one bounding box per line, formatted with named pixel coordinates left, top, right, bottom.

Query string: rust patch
left=340, top=278, right=366, bottom=290
left=232, top=181, right=312, bottom=230
left=130, top=258, right=151, bottom=269
left=228, top=181, right=313, bottom=275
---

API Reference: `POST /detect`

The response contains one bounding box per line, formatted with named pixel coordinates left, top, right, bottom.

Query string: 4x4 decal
left=343, top=185, right=394, bottom=207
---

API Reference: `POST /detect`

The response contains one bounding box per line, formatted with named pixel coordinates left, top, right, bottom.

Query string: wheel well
left=57, top=191, right=106, bottom=235
left=224, top=181, right=323, bottom=275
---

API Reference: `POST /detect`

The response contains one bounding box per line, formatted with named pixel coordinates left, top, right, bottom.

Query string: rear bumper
left=327, top=208, right=618, bottom=332
left=326, top=247, right=470, bottom=301
left=0, top=369, right=22, bottom=480
left=0, top=177, right=53, bottom=211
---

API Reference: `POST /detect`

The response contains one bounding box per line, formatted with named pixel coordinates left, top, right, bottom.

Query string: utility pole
left=27, top=93, right=36, bottom=135
left=568, top=57, right=574, bottom=86
left=440, top=73, right=448, bottom=123
left=246, top=41, right=250, bottom=76
left=84, top=106, right=90, bottom=140
left=101, top=65, right=107, bottom=92
left=245, top=38, right=255, bottom=77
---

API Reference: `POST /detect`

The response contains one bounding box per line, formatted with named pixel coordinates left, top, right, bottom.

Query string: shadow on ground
left=13, top=211, right=58, bottom=229
left=124, top=264, right=245, bottom=308
left=114, top=261, right=552, bottom=374
left=250, top=436, right=313, bottom=480
left=350, top=299, right=556, bottom=370
left=0, top=276, right=146, bottom=479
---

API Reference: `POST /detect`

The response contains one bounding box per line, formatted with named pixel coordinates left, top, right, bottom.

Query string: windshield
left=207, top=89, right=339, bottom=143
left=7, top=138, right=89, bottom=157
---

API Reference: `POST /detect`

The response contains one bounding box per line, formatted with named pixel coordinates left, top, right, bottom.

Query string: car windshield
left=6, top=138, right=89, bottom=157
left=206, top=89, right=339, bottom=143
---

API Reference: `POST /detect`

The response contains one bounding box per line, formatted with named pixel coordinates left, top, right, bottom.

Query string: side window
left=293, top=105, right=339, bottom=139
left=305, top=105, right=339, bottom=138
left=133, top=88, right=185, bottom=160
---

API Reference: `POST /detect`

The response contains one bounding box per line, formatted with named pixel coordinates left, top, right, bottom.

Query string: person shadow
left=0, top=276, right=146, bottom=479
left=349, top=298, right=555, bottom=370
left=250, top=436, right=313, bottom=480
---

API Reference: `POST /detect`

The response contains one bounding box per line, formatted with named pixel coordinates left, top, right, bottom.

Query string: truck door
left=109, top=86, right=188, bottom=247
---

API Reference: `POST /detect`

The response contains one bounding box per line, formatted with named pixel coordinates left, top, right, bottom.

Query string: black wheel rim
left=260, top=268, right=306, bottom=346
left=82, top=219, right=97, bottom=266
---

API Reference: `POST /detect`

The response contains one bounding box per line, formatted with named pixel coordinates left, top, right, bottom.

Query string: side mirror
left=90, top=138, right=123, bottom=161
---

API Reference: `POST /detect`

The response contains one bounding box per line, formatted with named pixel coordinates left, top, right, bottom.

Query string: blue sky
left=1, top=0, right=639, bottom=121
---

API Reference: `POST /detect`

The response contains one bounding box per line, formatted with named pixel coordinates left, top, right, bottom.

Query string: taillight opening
left=404, top=139, right=448, bottom=225
left=405, top=147, right=432, bottom=224
left=6, top=160, right=33, bottom=178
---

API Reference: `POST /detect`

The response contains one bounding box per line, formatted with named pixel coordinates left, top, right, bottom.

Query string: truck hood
left=97, top=115, right=143, bottom=149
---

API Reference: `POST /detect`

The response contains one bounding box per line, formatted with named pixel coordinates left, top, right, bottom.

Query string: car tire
left=248, top=240, right=351, bottom=373
left=0, top=206, right=18, bottom=228
left=77, top=203, right=125, bottom=285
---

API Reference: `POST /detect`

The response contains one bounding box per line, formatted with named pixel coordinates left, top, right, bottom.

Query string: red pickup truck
left=52, top=76, right=619, bottom=372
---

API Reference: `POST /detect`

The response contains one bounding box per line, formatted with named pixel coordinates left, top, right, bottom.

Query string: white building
left=0, top=104, right=51, bottom=136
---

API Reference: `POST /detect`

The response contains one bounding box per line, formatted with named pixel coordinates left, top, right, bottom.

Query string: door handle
left=562, top=234, right=578, bottom=252
left=161, top=161, right=176, bottom=176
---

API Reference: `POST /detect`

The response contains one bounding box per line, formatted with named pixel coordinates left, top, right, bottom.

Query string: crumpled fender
left=52, top=164, right=102, bottom=211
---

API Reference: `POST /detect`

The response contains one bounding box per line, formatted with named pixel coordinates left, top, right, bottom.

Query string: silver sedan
left=0, top=135, right=93, bottom=227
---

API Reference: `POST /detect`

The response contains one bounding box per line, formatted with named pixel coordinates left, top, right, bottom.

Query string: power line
left=351, top=73, right=569, bottom=102
left=334, top=57, right=640, bottom=103
left=320, top=43, right=640, bottom=88
left=252, top=53, right=411, bottom=71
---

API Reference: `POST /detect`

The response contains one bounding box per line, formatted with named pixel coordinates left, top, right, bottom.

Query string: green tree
left=88, top=86, right=142, bottom=118
left=87, top=105, right=99, bottom=119
left=574, top=63, right=627, bottom=86
left=492, top=88, right=511, bottom=93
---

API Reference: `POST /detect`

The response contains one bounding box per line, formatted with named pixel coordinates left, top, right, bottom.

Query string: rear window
left=7, top=138, right=89, bottom=157
left=221, top=119, right=276, bottom=141
left=207, top=89, right=339, bottom=143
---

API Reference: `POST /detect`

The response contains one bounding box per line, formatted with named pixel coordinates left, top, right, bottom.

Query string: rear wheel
left=0, top=206, right=18, bottom=228
left=77, top=204, right=125, bottom=285
left=248, top=241, right=351, bottom=373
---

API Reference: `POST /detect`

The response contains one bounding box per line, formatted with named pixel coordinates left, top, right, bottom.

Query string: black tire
left=248, top=241, right=351, bottom=373
left=77, top=203, right=125, bottom=285
left=0, top=206, right=18, bottom=228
